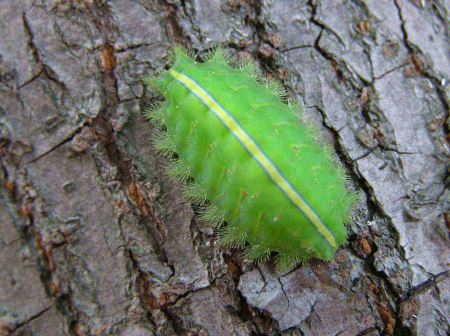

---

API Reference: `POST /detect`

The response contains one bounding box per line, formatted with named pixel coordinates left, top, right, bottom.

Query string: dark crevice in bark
left=26, top=128, right=80, bottom=164
left=22, top=11, right=69, bottom=93
left=308, top=1, right=369, bottom=87
left=159, top=0, right=191, bottom=45
left=403, top=270, right=450, bottom=301
left=306, top=0, right=413, bottom=286
left=0, top=167, right=82, bottom=334
left=14, top=305, right=53, bottom=329
left=393, top=0, right=449, bottom=146
left=302, top=2, right=415, bottom=333
left=86, top=3, right=188, bottom=333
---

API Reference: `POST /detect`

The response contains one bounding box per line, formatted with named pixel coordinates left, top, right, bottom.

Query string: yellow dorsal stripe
left=169, top=68, right=337, bottom=248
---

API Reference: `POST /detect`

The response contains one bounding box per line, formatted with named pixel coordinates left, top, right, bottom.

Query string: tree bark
left=0, top=1, right=448, bottom=335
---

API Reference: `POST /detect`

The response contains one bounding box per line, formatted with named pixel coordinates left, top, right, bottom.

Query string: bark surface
left=0, top=1, right=448, bottom=335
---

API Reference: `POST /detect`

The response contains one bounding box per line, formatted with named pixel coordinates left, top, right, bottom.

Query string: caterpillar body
left=145, top=47, right=356, bottom=271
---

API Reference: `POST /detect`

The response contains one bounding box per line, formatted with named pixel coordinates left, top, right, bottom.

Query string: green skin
left=147, top=48, right=355, bottom=268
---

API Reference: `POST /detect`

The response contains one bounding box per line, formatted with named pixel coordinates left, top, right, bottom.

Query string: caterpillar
left=145, top=47, right=356, bottom=271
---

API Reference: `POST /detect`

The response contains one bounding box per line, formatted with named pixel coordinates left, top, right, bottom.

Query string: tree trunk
left=0, top=1, right=448, bottom=335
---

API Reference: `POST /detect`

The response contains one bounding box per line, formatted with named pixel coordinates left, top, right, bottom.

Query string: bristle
left=334, top=163, right=347, bottom=180
left=203, top=46, right=232, bottom=65
left=143, top=69, right=165, bottom=89
left=244, top=244, right=271, bottom=263
left=183, top=182, right=207, bottom=205
left=219, top=226, right=247, bottom=248
left=237, top=59, right=262, bottom=80
left=152, top=130, right=176, bottom=157
left=144, top=101, right=167, bottom=127
left=146, top=109, right=166, bottom=127
left=166, top=158, right=191, bottom=182
left=275, top=253, right=302, bottom=273
left=198, top=204, right=225, bottom=227
left=143, top=69, right=163, bottom=84
left=347, top=190, right=360, bottom=213
left=285, top=99, right=301, bottom=119
left=170, top=45, right=196, bottom=64
left=322, top=143, right=335, bottom=161
left=265, top=78, right=287, bottom=98
left=303, top=119, right=323, bottom=143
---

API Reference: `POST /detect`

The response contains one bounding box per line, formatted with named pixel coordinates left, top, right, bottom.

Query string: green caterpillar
left=145, top=47, right=356, bottom=271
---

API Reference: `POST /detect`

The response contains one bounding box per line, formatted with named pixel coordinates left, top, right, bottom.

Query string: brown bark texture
left=0, top=0, right=449, bottom=335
